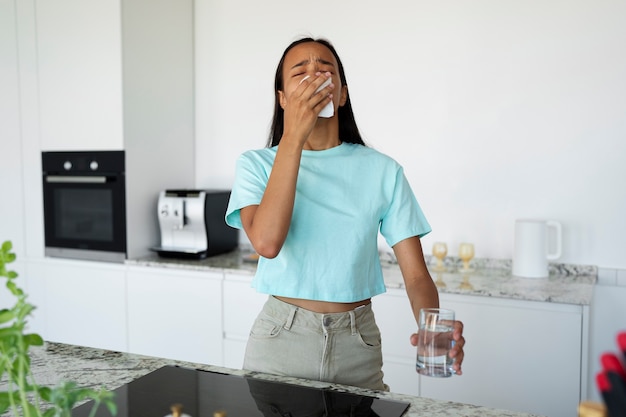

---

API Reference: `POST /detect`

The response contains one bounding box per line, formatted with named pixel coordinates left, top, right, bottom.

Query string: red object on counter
left=596, top=371, right=626, bottom=417
left=601, top=353, right=626, bottom=381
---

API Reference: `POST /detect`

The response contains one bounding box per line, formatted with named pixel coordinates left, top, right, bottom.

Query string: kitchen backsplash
left=379, top=250, right=598, bottom=277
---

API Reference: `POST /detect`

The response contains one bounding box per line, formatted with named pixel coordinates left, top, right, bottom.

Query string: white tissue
left=300, top=75, right=334, bottom=118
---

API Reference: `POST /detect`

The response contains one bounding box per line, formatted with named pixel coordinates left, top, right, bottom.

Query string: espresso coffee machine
left=152, top=189, right=237, bottom=259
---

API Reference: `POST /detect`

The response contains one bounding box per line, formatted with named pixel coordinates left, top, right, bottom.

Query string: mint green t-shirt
left=225, top=142, right=431, bottom=302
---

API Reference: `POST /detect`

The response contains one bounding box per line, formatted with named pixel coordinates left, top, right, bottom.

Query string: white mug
left=512, top=219, right=562, bottom=278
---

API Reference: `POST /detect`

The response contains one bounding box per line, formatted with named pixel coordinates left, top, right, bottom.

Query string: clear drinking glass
left=416, top=308, right=456, bottom=377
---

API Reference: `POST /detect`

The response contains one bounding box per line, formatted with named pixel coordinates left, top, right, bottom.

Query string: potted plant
left=0, top=240, right=117, bottom=417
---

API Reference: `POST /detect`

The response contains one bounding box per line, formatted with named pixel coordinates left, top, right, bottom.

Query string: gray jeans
left=243, top=296, right=388, bottom=391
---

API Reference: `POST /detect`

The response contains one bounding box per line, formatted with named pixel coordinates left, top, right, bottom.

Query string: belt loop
left=284, top=305, right=297, bottom=330
left=349, top=310, right=357, bottom=335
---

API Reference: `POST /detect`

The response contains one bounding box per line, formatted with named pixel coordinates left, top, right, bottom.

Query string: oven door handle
left=45, top=175, right=107, bottom=184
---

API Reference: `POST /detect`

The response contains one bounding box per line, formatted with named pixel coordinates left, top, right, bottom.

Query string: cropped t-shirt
left=225, top=142, right=431, bottom=302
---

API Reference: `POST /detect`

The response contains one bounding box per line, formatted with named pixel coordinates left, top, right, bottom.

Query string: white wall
left=0, top=0, right=25, bottom=256
left=195, top=0, right=626, bottom=269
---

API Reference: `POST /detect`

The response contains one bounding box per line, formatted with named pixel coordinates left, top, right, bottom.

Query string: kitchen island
left=26, top=342, right=540, bottom=417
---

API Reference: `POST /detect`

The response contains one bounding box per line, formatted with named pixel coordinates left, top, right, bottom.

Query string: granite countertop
left=127, top=249, right=597, bottom=306
left=22, top=342, right=539, bottom=417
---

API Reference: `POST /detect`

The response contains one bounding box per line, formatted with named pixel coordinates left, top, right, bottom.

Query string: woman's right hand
left=280, top=72, right=334, bottom=147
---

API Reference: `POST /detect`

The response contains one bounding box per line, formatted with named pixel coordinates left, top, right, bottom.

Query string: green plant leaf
left=49, top=381, right=82, bottom=411
left=0, top=327, right=19, bottom=338
left=4, top=253, right=16, bottom=264
left=38, top=386, right=52, bottom=402
left=5, top=280, right=23, bottom=296
left=24, top=401, right=40, bottom=417
left=0, top=391, right=26, bottom=415
left=0, top=308, right=15, bottom=324
left=16, top=303, right=36, bottom=321
left=0, top=391, right=19, bottom=413
left=24, top=333, right=44, bottom=347
left=43, top=409, right=56, bottom=417
left=104, top=399, right=118, bottom=416
left=1, top=240, right=12, bottom=252
left=101, top=390, right=118, bottom=416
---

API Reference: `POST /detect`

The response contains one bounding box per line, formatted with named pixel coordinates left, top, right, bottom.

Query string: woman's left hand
left=410, top=320, right=465, bottom=375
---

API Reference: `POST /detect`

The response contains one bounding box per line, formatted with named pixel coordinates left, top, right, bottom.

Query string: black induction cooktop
left=72, top=365, right=410, bottom=417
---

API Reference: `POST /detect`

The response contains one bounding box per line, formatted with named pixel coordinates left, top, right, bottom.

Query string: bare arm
left=393, top=236, right=465, bottom=374
left=240, top=74, right=334, bottom=258
left=240, top=141, right=302, bottom=258
left=393, top=236, right=440, bottom=320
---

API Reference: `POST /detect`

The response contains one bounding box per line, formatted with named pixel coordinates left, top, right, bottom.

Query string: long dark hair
left=267, top=37, right=365, bottom=147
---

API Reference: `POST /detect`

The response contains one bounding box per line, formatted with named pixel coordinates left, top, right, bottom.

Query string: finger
left=298, top=72, right=332, bottom=93
left=313, top=94, right=333, bottom=114
left=453, top=363, right=463, bottom=376
left=311, top=75, right=333, bottom=105
left=454, top=320, right=464, bottom=340
left=409, top=333, right=419, bottom=346
left=450, top=336, right=465, bottom=354
left=450, top=341, right=464, bottom=375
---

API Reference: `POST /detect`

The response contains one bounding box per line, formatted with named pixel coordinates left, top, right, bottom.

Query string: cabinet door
left=36, top=0, right=123, bottom=150
left=222, top=272, right=267, bottom=369
left=421, top=294, right=582, bottom=417
left=26, top=259, right=127, bottom=351
left=371, top=289, right=421, bottom=396
left=127, top=266, right=223, bottom=365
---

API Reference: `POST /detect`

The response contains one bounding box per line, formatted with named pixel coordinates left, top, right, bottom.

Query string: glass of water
left=416, top=308, right=455, bottom=377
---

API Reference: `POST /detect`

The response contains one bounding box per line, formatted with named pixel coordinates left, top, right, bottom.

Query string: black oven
left=42, top=151, right=127, bottom=262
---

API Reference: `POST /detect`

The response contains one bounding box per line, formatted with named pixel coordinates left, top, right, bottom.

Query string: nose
left=307, top=55, right=322, bottom=74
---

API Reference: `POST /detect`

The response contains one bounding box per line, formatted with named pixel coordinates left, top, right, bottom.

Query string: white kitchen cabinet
left=24, top=258, right=127, bottom=352
left=36, top=0, right=193, bottom=153
left=126, top=266, right=223, bottom=365
left=36, top=0, right=123, bottom=151
left=222, top=272, right=267, bottom=369
left=373, top=290, right=587, bottom=417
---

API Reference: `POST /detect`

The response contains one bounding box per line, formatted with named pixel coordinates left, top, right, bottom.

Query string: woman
left=226, top=37, right=465, bottom=391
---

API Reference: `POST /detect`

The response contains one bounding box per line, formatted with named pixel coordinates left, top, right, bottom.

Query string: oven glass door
left=43, top=174, right=126, bottom=261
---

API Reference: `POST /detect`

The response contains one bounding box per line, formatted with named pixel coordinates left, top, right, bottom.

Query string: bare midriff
left=275, top=296, right=371, bottom=313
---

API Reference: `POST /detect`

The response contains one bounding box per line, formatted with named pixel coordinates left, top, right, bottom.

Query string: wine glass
left=431, top=242, right=448, bottom=272
left=459, top=274, right=474, bottom=290
left=458, top=243, right=475, bottom=272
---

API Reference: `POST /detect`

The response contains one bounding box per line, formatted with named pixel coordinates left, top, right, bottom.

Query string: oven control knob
left=63, top=161, right=72, bottom=170
left=90, top=161, right=99, bottom=171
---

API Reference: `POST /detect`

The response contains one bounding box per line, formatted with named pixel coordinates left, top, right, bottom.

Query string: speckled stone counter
left=22, top=342, right=539, bottom=417
left=127, top=249, right=597, bottom=306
